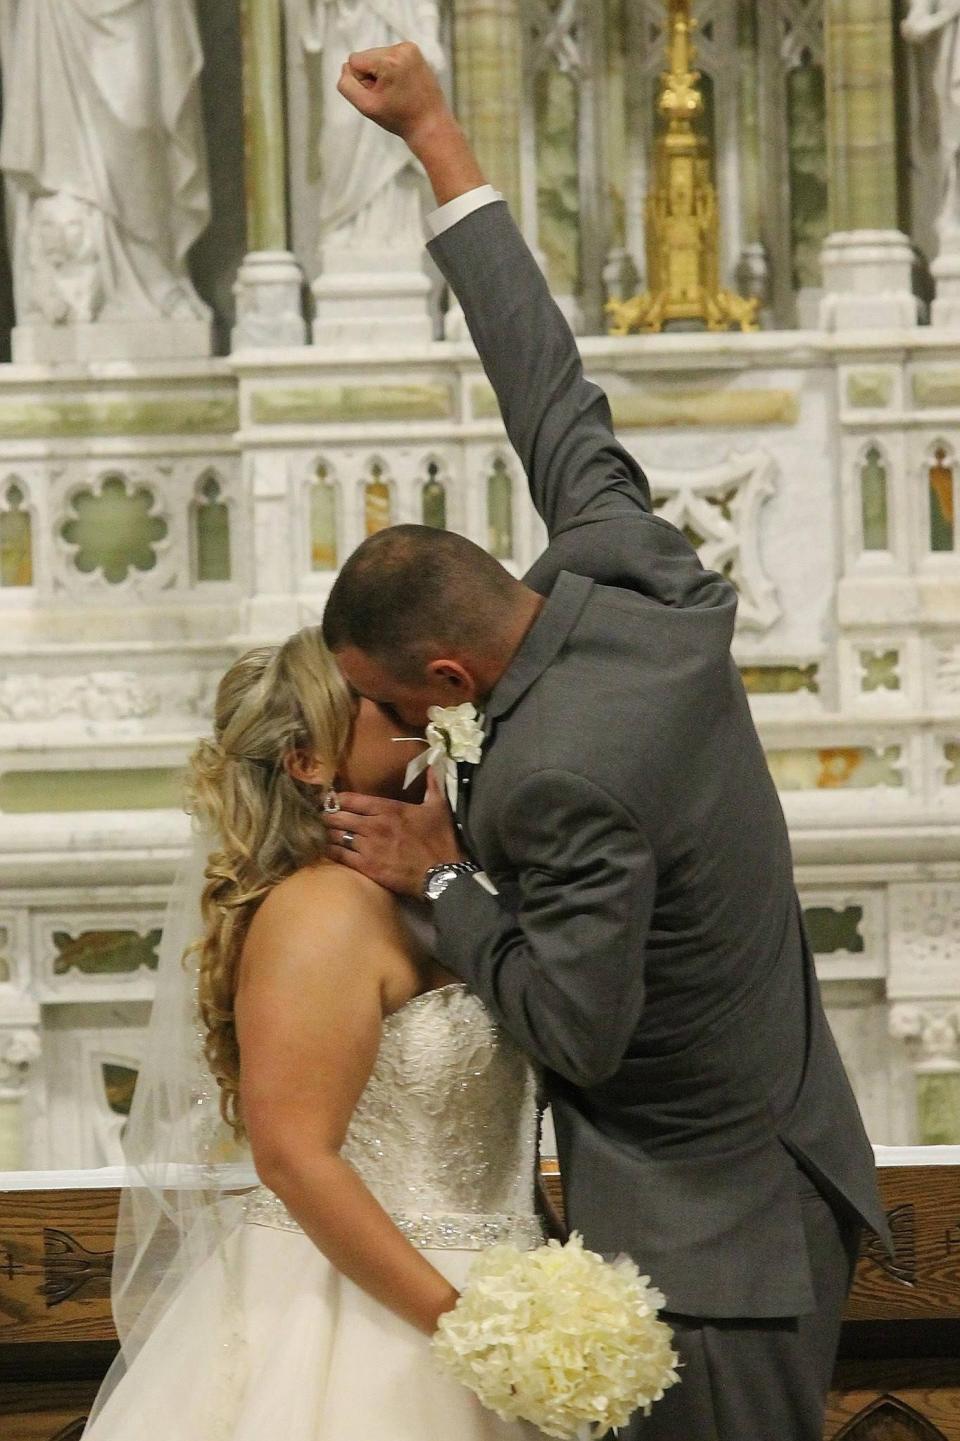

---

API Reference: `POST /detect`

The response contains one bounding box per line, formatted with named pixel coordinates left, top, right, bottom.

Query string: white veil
left=84, top=827, right=259, bottom=1434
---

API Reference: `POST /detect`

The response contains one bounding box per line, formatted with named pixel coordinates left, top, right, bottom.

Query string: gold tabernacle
left=606, top=0, right=759, bottom=335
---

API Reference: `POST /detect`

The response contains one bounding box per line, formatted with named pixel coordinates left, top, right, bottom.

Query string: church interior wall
left=0, top=0, right=957, bottom=1171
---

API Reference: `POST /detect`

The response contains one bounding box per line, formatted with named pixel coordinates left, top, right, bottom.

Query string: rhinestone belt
left=244, top=1187, right=543, bottom=1251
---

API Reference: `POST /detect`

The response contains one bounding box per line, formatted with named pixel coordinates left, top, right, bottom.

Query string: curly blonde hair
left=186, top=627, right=355, bottom=1137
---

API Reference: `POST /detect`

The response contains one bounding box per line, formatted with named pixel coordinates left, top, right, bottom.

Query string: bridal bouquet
left=432, top=1233, right=680, bottom=1439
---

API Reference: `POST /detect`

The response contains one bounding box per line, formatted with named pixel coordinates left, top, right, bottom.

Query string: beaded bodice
left=246, top=984, right=543, bottom=1250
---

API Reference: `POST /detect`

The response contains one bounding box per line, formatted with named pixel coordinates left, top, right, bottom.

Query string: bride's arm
left=234, top=867, right=459, bottom=1337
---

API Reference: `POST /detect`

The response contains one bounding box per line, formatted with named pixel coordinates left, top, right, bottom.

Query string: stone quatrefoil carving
left=649, top=449, right=781, bottom=631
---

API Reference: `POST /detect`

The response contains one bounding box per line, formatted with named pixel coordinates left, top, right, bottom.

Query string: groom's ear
left=283, top=749, right=330, bottom=786
left=425, top=659, right=477, bottom=701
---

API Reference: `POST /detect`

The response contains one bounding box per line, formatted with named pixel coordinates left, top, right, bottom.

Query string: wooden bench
left=2, top=1155, right=958, bottom=1440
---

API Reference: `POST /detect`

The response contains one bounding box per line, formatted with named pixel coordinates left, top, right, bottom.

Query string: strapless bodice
left=245, top=984, right=543, bottom=1251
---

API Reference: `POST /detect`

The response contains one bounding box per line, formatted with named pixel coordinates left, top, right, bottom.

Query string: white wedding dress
left=83, top=983, right=547, bottom=1440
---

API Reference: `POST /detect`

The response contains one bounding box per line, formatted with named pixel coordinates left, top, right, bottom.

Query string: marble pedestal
left=232, top=251, right=307, bottom=349
left=819, top=231, right=919, bottom=330
left=312, top=245, right=433, bottom=348
left=931, top=247, right=960, bottom=328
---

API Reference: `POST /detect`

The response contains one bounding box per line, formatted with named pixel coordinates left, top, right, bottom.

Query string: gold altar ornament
left=606, top=0, right=759, bottom=335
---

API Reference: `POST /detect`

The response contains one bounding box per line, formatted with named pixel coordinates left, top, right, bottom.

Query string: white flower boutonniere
left=398, top=702, right=485, bottom=808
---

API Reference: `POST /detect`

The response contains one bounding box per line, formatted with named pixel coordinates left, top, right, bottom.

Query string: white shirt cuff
left=426, top=184, right=503, bottom=239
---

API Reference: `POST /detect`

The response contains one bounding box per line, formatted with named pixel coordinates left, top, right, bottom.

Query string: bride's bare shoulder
left=246, top=861, right=399, bottom=954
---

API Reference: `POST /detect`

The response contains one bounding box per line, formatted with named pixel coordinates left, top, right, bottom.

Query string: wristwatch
left=422, top=861, right=480, bottom=902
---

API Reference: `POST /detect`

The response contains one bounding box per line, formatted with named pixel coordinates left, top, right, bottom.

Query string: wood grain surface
left=1, top=1166, right=958, bottom=1441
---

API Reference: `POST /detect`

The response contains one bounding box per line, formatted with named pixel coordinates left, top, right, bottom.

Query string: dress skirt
left=82, top=1219, right=544, bottom=1441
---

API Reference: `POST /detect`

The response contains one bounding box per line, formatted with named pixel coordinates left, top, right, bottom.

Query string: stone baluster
left=819, top=0, right=917, bottom=330
left=233, top=0, right=307, bottom=348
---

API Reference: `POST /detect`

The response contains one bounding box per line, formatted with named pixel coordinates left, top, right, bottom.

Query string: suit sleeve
left=432, top=768, right=655, bottom=1087
left=427, top=202, right=652, bottom=539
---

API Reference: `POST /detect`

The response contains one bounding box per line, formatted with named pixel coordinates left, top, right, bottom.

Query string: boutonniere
left=396, top=702, right=486, bottom=808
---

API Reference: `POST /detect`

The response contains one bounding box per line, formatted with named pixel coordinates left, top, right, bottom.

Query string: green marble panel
left=946, top=743, right=960, bottom=785
left=488, top=458, right=514, bottom=560
left=0, top=483, right=32, bottom=587
left=0, top=928, right=10, bottom=984
left=0, top=395, right=237, bottom=440
left=787, top=59, right=828, bottom=290
left=0, top=768, right=184, bottom=813
left=364, top=471, right=393, bottom=537
left=860, top=445, right=889, bottom=551
left=766, top=746, right=903, bottom=791
left=61, top=475, right=167, bottom=584
left=310, top=468, right=338, bottom=571
left=53, top=929, right=161, bottom=976
left=847, top=372, right=893, bottom=409
left=102, top=1062, right=139, bottom=1118
left=912, top=370, right=960, bottom=408
left=803, top=905, right=865, bottom=955
left=422, top=473, right=447, bottom=530
left=472, top=384, right=500, bottom=421
left=929, top=448, right=956, bottom=553
left=194, top=477, right=231, bottom=583
left=740, top=665, right=820, bottom=696
left=917, top=1073, right=960, bottom=1145
left=251, top=386, right=452, bottom=426
left=610, top=390, right=799, bottom=428
left=860, top=650, right=900, bottom=693
left=535, top=41, right=580, bottom=296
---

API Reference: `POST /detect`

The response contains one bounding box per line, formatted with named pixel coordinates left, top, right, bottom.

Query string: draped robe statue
left=293, top=0, right=444, bottom=252
left=0, top=0, right=211, bottom=326
left=902, top=0, right=960, bottom=243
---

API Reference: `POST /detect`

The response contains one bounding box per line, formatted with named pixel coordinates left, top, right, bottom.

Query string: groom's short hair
left=323, top=525, right=518, bottom=678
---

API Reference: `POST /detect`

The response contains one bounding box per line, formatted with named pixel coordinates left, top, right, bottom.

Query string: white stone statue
left=293, top=0, right=445, bottom=252
left=0, top=0, right=211, bottom=333
left=902, top=0, right=960, bottom=242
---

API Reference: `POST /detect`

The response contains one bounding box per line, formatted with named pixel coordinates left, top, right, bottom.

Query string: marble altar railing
left=0, top=1148, right=958, bottom=1441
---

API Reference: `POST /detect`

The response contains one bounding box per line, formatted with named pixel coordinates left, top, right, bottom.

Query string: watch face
left=426, top=866, right=456, bottom=900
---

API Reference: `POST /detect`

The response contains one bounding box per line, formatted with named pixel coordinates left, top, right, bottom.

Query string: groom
left=322, top=42, right=888, bottom=1441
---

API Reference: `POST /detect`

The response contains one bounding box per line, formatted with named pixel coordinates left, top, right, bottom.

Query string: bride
left=81, top=626, right=546, bottom=1440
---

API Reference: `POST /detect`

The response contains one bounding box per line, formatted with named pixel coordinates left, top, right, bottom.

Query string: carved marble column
left=452, top=0, right=524, bottom=218
left=445, top=0, right=526, bottom=339
left=233, top=0, right=307, bottom=349
left=819, top=0, right=917, bottom=329
left=735, top=0, right=770, bottom=315
left=887, top=885, right=960, bottom=1145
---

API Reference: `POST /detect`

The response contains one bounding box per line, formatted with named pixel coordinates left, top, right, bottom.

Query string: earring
left=323, top=789, right=340, bottom=814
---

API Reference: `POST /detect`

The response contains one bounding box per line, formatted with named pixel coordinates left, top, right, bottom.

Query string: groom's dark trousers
left=425, top=200, right=889, bottom=1441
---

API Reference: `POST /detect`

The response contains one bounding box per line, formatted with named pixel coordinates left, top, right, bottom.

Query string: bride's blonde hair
left=186, top=627, right=354, bottom=1137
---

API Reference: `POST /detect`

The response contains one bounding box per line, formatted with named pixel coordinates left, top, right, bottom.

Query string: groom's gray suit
left=426, top=200, right=888, bottom=1439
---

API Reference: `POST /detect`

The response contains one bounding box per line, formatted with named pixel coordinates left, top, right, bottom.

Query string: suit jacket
left=426, top=201, right=887, bottom=1320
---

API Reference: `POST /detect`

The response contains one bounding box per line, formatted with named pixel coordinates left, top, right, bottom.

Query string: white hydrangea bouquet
left=432, top=1233, right=680, bottom=1439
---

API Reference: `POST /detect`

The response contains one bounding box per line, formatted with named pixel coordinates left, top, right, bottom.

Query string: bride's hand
left=326, top=768, right=466, bottom=896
